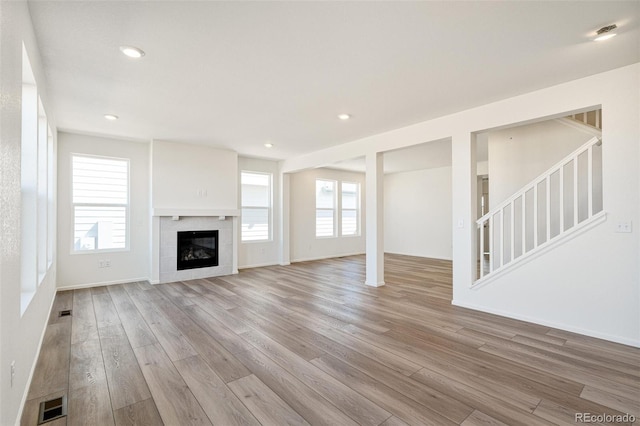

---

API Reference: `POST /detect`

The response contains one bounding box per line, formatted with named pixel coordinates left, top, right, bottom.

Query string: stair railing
left=476, top=136, right=603, bottom=282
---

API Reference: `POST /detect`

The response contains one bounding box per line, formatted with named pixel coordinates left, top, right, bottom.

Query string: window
left=37, top=99, right=48, bottom=283
left=47, top=125, right=54, bottom=267
left=316, top=179, right=336, bottom=237
left=20, top=44, right=56, bottom=313
left=72, top=154, right=129, bottom=252
left=241, top=171, right=271, bottom=241
left=21, top=43, right=38, bottom=306
left=341, top=182, right=360, bottom=236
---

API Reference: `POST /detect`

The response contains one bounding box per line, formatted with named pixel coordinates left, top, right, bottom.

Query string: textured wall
left=0, top=2, right=59, bottom=425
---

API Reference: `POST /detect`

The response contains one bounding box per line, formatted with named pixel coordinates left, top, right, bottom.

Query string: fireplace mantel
left=152, top=208, right=240, bottom=217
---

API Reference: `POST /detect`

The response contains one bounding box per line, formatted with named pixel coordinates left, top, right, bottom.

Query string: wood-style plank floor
left=22, top=254, right=640, bottom=425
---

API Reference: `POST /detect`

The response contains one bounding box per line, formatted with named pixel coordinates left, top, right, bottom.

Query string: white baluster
left=559, top=165, right=564, bottom=233
left=573, top=156, right=579, bottom=226
left=510, top=200, right=515, bottom=263
left=546, top=175, right=551, bottom=242
left=489, top=215, right=494, bottom=273
left=533, top=184, right=538, bottom=249
left=522, top=194, right=526, bottom=254
left=479, top=222, right=484, bottom=279
left=587, top=145, right=593, bottom=218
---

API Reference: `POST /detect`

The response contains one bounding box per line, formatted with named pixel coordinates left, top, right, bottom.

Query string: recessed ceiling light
left=119, top=45, right=145, bottom=58
left=264, top=143, right=273, bottom=148
left=338, top=114, right=351, bottom=120
left=594, top=24, right=617, bottom=41
left=104, top=114, right=119, bottom=121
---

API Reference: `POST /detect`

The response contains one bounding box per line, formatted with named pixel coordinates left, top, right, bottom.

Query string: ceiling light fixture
left=104, top=114, right=119, bottom=121
left=119, top=45, right=145, bottom=58
left=264, top=143, right=273, bottom=148
left=338, top=113, right=351, bottom=120
left=594, top=24, right=617, bottom=41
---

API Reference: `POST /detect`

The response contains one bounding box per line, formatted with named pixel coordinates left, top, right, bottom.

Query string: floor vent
left=58, top=310, right=72, bottom=317
left=38, top=395, right=67, bottom=424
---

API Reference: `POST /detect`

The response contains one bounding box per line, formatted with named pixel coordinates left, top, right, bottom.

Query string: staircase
left=476, top=134, right=604, bottom=284
left=566, top=109, right=602, bottom=131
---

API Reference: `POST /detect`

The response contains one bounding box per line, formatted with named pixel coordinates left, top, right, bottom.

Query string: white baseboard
left=291, top=252, right=365, bottom=263
left=385, top=251, right=452, bottom=261
left=15, top=289, right=58, bottom=426
left=238, top=262, right=280, bottom=270
left=57, top=276, right=150, bottom=291
left=451, top=299, right=640, bottom=348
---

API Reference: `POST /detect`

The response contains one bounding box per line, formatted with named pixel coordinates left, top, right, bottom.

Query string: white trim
left=451, top=299, right=640, bottom=348
left=473, top=211, right=606, bottom=289
left=152, top=208, right=240, bottom=217
left=238, top=261, right=280, bottom=270
left=56, top=276, right=150, bottom=291
left=291, top=251, right=365, bottom=263
left=15, top=291, right=57, bottom=426
left=384, top=251, right=452, bottom=261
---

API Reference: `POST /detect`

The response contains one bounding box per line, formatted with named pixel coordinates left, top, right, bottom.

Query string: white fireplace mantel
left=152, top=208, right=240, bottom=217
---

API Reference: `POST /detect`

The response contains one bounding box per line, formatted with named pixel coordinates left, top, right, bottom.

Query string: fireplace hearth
left=177, top=230, right=218, bottom=270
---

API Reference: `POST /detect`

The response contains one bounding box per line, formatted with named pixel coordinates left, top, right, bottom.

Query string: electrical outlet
left=105, top=260, right=111, bottom=268
left=11, top=361, right=15, bottom=387
left=616, top=221, right=632, bottom=233
left=98, top=260, right=104, bottom=268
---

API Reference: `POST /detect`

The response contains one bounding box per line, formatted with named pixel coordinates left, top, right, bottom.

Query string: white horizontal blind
left=241, top=171, right=271, bottom=241
left=72, top=155, right=128, bottom=251
left=316, top=179, right=336, bottom=237
left=341, top=182, right=359, bottom=236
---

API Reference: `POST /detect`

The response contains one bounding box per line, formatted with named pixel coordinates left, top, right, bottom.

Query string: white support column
left=451, top=131, right=477, bottom=297
left=232, top=216, right=239, bottom=274
left=365, top=151, right=385, bottom=287
left=279, top=171, right=291, bottom=266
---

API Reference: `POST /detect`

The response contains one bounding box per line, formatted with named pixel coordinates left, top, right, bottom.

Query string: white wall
left=290, top=168, right=366, bottom=262
left=488, top=119, right=597, bottom=209
left=384, top=166, right=452, bottom=260
left=282, top=64, right=640, bottom=347
left=456, top=66, right=640, bottom=347
left=57, top=132, right=150, bottom=289
left=238, top=157, right=281, bottom=268
left=0, top=3, right=59, bottom=424
left=151, top=140, right=237, bottom=212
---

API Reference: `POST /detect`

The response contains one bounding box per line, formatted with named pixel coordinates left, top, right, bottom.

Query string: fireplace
left=177, top=230, right=218, bottom=270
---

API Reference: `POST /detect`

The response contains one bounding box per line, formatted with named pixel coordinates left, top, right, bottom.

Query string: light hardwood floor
left=22, top=254, right=640, bottom=425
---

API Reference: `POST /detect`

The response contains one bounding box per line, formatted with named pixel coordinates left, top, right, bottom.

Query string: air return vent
left=38, top=395, right=67, bottom=424
left=58, top=310, right=72, bottom=317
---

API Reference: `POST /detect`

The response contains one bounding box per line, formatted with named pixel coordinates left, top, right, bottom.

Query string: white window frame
left=241, top=171, right=272, bottom=242
left=316, top=179, right=337, bottom=238
left=21, top=43, right=39, bottom=312
left=340, top=181, right=360, bottom=237
left=71, top=153, right=130, bottom=254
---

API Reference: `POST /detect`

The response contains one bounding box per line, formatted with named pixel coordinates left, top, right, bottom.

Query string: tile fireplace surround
left=157, top=216, right=234, bottom=284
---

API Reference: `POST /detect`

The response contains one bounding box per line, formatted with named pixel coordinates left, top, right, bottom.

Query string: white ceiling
left=29, top=1, right=639, bottom=163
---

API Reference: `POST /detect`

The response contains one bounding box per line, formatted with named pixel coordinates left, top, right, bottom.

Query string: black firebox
left=177, top=230, right=219, bottom=270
